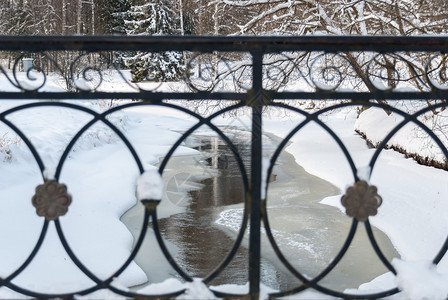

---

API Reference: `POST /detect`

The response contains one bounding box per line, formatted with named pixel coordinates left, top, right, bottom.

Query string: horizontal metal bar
left=0, top=91, right=447, bottom=101
left=0, top=35, right=448, bottom=52
left=0, top=92, right=247, bottom=101
left=266, top=90, right=448, bottom=101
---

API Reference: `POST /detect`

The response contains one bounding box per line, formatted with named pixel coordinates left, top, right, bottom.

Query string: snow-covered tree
left=1, top=0, right=32, bottom=35
left=217, top=0, right=448, bottom=110
left=124, top=0, right=186, bottom=82
left=26, top=0, right=58, bottom=35
left=180, top=0, right=250, bottom=35
left=95, top=0, right=130, bottom=35
left=218, top=0, right=447, bottom=36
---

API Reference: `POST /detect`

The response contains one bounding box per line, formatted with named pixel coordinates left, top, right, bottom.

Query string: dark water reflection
left=158, top=133, right=301, bottom=289
left=158, top=134, right=253, bottom=286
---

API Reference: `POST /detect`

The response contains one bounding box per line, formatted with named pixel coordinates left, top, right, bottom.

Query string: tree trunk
left=77, top=0, right=82, bottom=34
left=62, top=0, right=66, bottom=35
left=345, top=52, right=391, bottom=115
left=179, top=0, right=184, bottom=35
left=91, top=0, right=95, bottom=35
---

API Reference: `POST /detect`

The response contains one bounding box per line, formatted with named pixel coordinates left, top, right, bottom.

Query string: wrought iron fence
left=0, top=36, right=447, bottom=299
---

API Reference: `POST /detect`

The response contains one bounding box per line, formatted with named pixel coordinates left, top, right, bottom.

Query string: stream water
left=122, top=130, right=400, bottom=293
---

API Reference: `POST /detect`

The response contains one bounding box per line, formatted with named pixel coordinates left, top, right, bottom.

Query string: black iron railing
left=0, top=36, right=447, bottom=299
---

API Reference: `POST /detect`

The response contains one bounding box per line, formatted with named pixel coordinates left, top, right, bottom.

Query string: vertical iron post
left=249, top=48, right=263, bottom=299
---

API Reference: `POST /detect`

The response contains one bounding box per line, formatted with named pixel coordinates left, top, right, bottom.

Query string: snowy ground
left=261, top=107, right=448, bottom=299
left=0, top=71, right=447, bottom=299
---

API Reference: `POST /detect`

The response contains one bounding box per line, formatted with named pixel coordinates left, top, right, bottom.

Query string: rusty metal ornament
left=341, top=181, right=383, bottom=222
left=32, top=180, right=72, bottom=221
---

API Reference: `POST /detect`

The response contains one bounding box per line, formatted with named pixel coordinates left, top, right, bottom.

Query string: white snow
left=137, top=169, right=164, bottom=201
left=210, top=282, right=277, bottom=299
left=14, top=71, right=45, bottom=91
left=73, top=78, right=93, bottom=92
left=356, top=165, right=372, bottom=182
left=137, top=278, right=184, bottom=295
left=43, top=167, right=57, bottom=181
left=392, top=259, right=448, bottom=300
left=0, top=70, right=447, bottom=299
left=177, top=278, right=216, bottom=300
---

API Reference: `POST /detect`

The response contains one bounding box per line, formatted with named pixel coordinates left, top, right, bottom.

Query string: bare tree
left=216, top=0, right=448, bottom=109
left=218, top=0, right=446, bottom=36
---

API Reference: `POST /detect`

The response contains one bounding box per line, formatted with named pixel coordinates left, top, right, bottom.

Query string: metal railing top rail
left=1, top=35, right=448, bottom=102
left=0, top=35, right=448, bottom=52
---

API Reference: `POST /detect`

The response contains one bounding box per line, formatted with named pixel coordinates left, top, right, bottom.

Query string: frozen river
left=122, top=131, right=399, bottom=292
